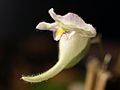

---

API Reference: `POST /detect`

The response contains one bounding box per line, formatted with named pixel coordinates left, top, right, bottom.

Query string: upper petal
left=49, top=8, right=85, bottom=27
left=48, top=8, right=96, bottom=38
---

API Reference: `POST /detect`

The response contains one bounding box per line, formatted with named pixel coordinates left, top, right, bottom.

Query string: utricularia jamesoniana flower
left=21, top=8, right=96, bottom=83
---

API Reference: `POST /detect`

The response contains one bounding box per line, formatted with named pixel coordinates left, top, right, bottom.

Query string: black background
left=0, top=0, right=119, bottom=42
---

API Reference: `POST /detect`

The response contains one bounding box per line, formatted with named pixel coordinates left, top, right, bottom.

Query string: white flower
left=21, top=8, right=96, bottom=83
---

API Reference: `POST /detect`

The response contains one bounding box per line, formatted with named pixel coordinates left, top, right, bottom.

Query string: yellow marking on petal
left=56, top=28, right=65, bottom=37
left=54, top=28, right=65, bottom=41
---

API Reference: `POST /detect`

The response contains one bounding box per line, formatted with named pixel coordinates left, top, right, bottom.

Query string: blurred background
left=0, top=0, right=119, bottom=90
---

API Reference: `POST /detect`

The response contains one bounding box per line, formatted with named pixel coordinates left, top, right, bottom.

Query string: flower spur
left=21, top=8, right=96, bottom=83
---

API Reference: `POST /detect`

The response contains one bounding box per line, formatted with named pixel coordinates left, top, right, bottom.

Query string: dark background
left=0, top=0, right=119, bottom=41
left=0, top=0, right=119, bottom=90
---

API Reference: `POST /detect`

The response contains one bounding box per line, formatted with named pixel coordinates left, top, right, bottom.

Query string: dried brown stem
left=84, top=58, right=99, bottom=90
left=94, top=70, right=111, bottom=90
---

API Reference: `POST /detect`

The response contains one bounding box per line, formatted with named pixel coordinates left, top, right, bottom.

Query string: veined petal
left=48, top=8, right=85, bottom=27
left=48, top=8, right=96, bottom=38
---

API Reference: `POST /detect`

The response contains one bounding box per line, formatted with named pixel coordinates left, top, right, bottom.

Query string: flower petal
left=48, top=8, right=96, bottom=38
left=48, top=8, right=85, bottom=27
left=36, top=22, right=57, bottom=31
